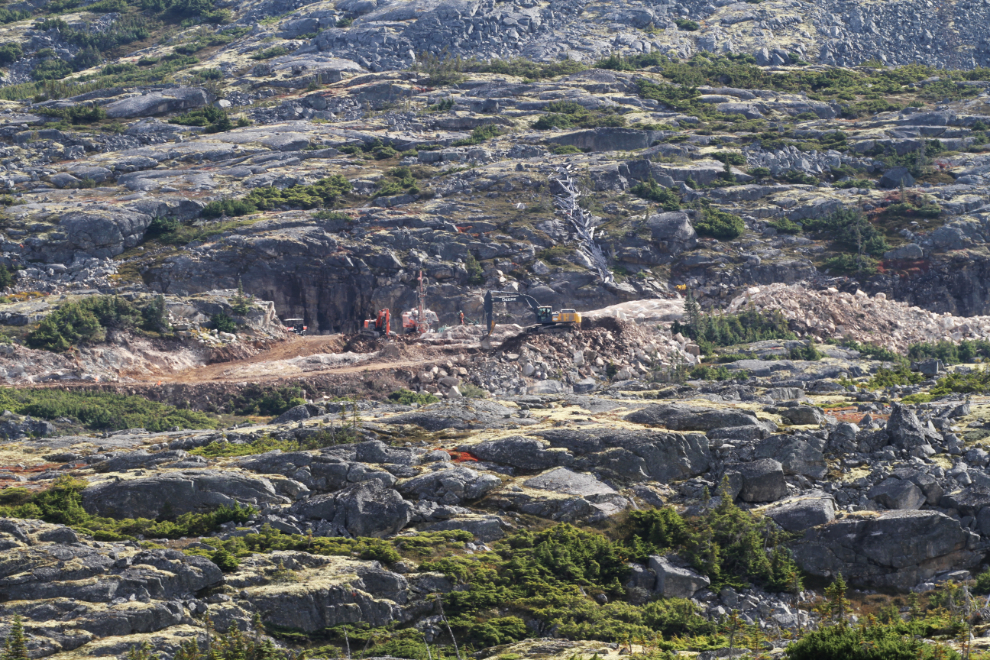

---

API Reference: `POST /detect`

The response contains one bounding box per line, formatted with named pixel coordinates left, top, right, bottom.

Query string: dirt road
left=148, top=333, right=455, bottom=385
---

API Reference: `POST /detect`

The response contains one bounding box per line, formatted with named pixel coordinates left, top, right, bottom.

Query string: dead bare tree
left=435, top=593, right=463, bottom=660
left=549, top=167, right=614, bottom=286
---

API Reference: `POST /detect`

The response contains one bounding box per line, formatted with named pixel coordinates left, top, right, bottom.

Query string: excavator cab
left=362, top=309, right=391, bottom=337
left=535, top=305, right=554, bottom=324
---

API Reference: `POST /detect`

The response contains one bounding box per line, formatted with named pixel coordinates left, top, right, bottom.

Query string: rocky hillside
left=7, top=329, right=990, bottom=659
left=4, top=0, right=990, bottom=657
left=0, top=0, right=986, bottom=330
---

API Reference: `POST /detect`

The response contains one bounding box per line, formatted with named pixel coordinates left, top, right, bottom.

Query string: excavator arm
left=483, top=290, right=549, bottom=335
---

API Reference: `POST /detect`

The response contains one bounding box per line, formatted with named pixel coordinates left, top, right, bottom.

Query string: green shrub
left=452, top=123, right=505, bottom=146
left=930, top=366, right=990, bottom=395
left=413, top=50, right=467, bottom=86
left=190, top=425, right=365, bottom=457
left=170, top=105, right=233, bottom=132
left=974, top=568, right=990, bottom=594
left=0, top=476, right=250, bottom=540
left=823, top=253, right=879, bottom=275
left=230, top=384, right=307, bottom=416
left=387, top=388, right=439, bottom=405
left=622, top=489, right=801, bottom=592
left=145, top=216, right=181, bottom=239
left=194, top=68, right=223, bottom=80
left=834, top=178, right=874, bottom=189
left=0, top=387, right=217, bottom=431
left=550, top=144, right=583, bottom=155
left=375, top=166, right=421, bottom=197
left=842, top=98, right=904, bottom=118
left=839, top=339, right=903, bottom=363
left=908, top=339, right=990, bottom=365
left=532, top=101, right=626, bottom=131
left=211, top=548, right=240, bottom=572
left=779, top=169, right=818, bottom=185
left=465, top=253, right=484, bottom=285
left=250, top=45, right=289, bottom=60
left=141, top=0, right=225, bottom=21
left=465, top=57, right=587, bottom=80
left=102, top=62, right=139, bottom=76
left=785, top=622, right=960, bottom=660
left=789, top=340, right=824, bottom=361
left=693, top=202, right=745, bottom=239
left=714, top=352, right=753, bottom=363
left=804, top=207, right=889, bottom=256
left=202, top=176, right=352, bottom=217
left=412, top=491, right=797, bottom=649
left=71, top=45, right=101, bottom=71
left=0, top=264, right=16, bottom=290
left=459, top=383, right=488, bottom=398
left=630, top=178, right=680, bottom=211
left=85, top=0, right=129, bottom=12
left=672, top=292, right=794, bottom=352
left=674, top=18, right=699, bottom=30
left=0, top=42, right=22, bottom=65
left=147, top=623, right=293, bottom=660
left=426, top=97, right=455, bottom=112
left=25, top=296, right=160, bottom=352
left=37, top=103, right=107, bottom=124
left=880, top=200, right=941, bottom=220
left=768, top=218, right=801, bottom=234
left=594, top=53, right=637, bottom=71
left=47, top=0, right=83, bottom=10
left=710, top=151, right=746, bottom=166
left=211, top=312, right=236, bottom=333
left=689, top=364, right=736, bottom=380
left=35, top=15, right=152, bottom=54
left=867, top=365, right=925, bottom=389
left=201, top=198, right=258, bottom=218
left=32, top=59, right=73, bottom=81
left=0, top=8, right=30, bottom=23
left=192, top=435, right=299, bottom=457
left=139, top=295, right=170, bottom=334
left=370, top=143, right=397, bottom=159
left=248, top=175, right=352, bottom=209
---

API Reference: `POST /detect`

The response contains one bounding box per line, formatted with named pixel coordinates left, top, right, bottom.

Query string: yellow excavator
left=483, top=290, right=581, bottom=336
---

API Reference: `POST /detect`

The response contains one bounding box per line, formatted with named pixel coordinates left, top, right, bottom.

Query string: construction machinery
left=283, top=318, right=307, bottom=334
left=483, top=290, right=581, bottom=335
left=402, top=270, right=439, bottom=334
left=361, top=309, right=392, bottom=337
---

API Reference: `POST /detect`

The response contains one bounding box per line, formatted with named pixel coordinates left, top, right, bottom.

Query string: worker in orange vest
left=459, top=310, right=465, bottom=325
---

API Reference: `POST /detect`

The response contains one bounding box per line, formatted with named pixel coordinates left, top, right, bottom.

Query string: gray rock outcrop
left=649, top=555, right=711, bottom=598
left=290, top=481, right=414, bottom=538
left=727, top=459, right=789, bottom=503
left=764, top=496, right=836, bottom=532
left=81, top=471, right=287, bottom=518
left=791, top=510, right=982, bottom=589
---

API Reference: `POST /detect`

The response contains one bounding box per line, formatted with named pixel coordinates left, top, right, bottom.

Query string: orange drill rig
left=401, top=270, right=439, bottom=334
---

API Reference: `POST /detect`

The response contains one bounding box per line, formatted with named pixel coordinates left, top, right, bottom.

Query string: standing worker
left=459, top=310, right=465, bottom=325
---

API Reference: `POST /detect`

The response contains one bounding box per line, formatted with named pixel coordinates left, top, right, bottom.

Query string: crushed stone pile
left=731, top=284, right=990, bottom=351
left=469, top=317, right=693, bottom=395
